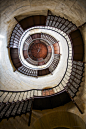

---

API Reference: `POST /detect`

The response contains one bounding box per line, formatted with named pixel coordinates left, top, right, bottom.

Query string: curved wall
left=32, top=111, right=86, bottom=129
left=0, top=0, right=86, bottom=125
left=0, top=0, right=86, bottom=91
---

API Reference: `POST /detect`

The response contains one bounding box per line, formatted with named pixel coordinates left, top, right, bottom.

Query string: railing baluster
left=0, top=92, right=4, bottom=97
left=33, top=90, right=34, bottom=96
left=13, top=93, right=17, bottom=102
left=22, top=92, right=25, bottom=100
left=30, top=91, right=31, bottom=98
left=17, top=92, right=21, bottom=101
left=2, top=92, right=9, bottom=102
left=37, top=90, right=38, bottom=96
left=7, top=92, right=13, bottom=102
left=26, top=91, right=29, bottom=99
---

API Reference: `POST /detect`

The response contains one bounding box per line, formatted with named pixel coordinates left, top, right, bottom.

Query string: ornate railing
left=0, top=61, right=84, bottom=102
left=1, top=12, right=84, bottom=125
left=0, top=60, right=84, bottom=124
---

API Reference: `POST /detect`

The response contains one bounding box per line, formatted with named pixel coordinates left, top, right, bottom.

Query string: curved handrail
left=18, top=26, right=72, bottom=76
left=18, top=32, right=55, bottom=70
left=0, top=60, right=84, bottom=103
left=4, top=15, right=84, bottom=103
left=2, top=28, right=72, bottom=102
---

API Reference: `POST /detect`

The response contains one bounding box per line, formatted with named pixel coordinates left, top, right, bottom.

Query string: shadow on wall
left=32, top=111, right=86, bottom=129
left=7, top=20, right=17, bottom=72
left=74, top=69, right=85, bottom=114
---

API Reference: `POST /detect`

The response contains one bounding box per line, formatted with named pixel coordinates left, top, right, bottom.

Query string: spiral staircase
left=0, top=10, right=84, bottom=126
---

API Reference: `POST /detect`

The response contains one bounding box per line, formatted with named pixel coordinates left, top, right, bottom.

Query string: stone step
left=9, top=23, right=24, bottom=48
left=0, top=99, right=33, bottom=121
left=46, top=15, right=77, bottom=34
left=18, top=66, right=38, bottom=77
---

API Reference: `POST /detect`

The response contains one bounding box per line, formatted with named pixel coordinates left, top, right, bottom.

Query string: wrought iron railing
left=6, top=14, right=84, bottom=102
left=0, top=61, right=84, bottom=102
left=1, top=13, right=84, bottom=124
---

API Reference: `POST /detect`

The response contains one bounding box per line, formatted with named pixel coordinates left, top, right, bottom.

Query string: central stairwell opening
left=0, top=10, right=85, bottom=126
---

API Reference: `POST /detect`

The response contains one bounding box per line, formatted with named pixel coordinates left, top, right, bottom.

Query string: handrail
left=2, top=27, right=72, bottom=102
left=0, top=60, right=84, bottom=103
left=17, top=26, right=72, bottom=76
left=18, top=31, right=56, bottom=70
left=0, top=14, right=84, bottom=126
left=4, top=15, right=84, bottom=103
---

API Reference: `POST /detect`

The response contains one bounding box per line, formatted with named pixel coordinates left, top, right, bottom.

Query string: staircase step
left=11, top=101, right=20, bottom=116
left=46, top=15, right=77, bottom=34
left=0, top=103, right=6, bottom=112
left=17, top=101, right=25, bottom=115
left=22, top=100, right=28, bottom=114
left=0, top=103, right=10, bottom=119
left=18, top=66, right=38, bottom=77
left=5, top=102, right=15, bottom=118
left=9, top=23, right=24, bottom=48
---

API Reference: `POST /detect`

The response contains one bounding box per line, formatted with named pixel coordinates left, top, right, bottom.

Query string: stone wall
left=0, top=0, right=86, bottom=127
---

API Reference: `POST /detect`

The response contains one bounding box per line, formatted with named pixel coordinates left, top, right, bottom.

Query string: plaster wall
left=0, top=0, right=86, bottom=91
left=0, top=0, right=86, bottom=127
